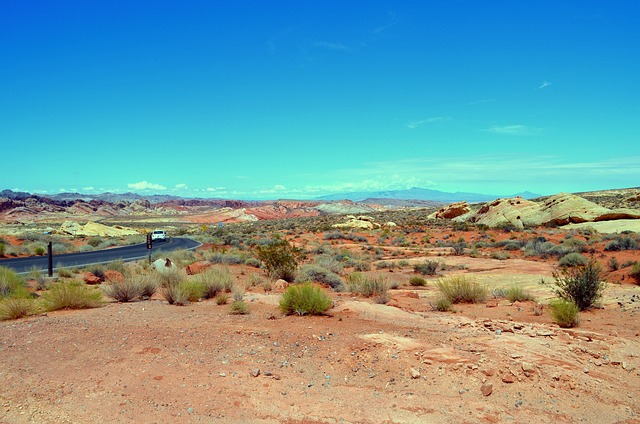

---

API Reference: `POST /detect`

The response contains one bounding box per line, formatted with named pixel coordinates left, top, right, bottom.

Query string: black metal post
left=47, top=241, right=53, bottom=277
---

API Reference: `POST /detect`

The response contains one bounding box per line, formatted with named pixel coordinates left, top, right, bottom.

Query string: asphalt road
left=0, top=237, right=201, bottom=274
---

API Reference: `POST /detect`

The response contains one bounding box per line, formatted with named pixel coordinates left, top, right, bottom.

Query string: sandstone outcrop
left=332, top=215, right=381, bottom=230
left=59, top=221, right=139, bottom=237
left=429, top=201, right=470, bottom=220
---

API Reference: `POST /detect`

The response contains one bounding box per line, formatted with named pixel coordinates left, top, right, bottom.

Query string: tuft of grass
left=137, top=274, right=159, bottom=298
left=430, top=297, right=452, bottom=312
left=630, top=262, right=640, bottom=284
left=161, top=283, right=190, bottom=306
left=0, top=266, right=27, bottom=299
left=41, top=281, right=104, bottom=311
left=409, top=276, right=427, bottom=286
left=345, top=273, right=389, bottom=297
left=215, top=293, right=230, bottom=305
left=504, top=285, right=536, bottom=302
left=413, top=260, right=439, bottom=275
left=103, top=278, right=143, bottom=302
left=0, top=298, right=39, bottom=320
left=549, top=299, right=580, bottom=328
left=436, top=275, right=487, bottom=304
left=230, top=300, right=250, bottom=315
left=279, top=282, right=333, bottom=316
left=157, top=267, right=186, bottom=288
left=193, top=267, right=233, bottom=298
left=56, top=265, right=74, bottom=278
left=558, top=252, right=588, bottom=268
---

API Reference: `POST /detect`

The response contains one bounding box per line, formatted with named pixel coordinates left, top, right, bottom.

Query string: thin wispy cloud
left=374, top=12, right=400, bottom=34
left=485, top=124, right=540, bottom=136
left=538, top=81, right=552, bottom=89
left=407, top=116, right=450, bottom=129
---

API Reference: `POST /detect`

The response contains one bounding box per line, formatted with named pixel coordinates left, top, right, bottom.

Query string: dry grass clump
left=192, top=267, right=234, bottom=299
left=279, top=283, right=332, bottom=316
left=0, top=298, right=39, bottom=321
left=230, top=300, right=250, bottom=315
left=549, top=299, right=580, bottom=328
left=504, top=285, right=536, bottom=302
left=41, top=281, right=104, bottom=311
left=436, top=275, right=487, bottom=304
left=0, top=266, right=28, bottom=299
left=345, top=273, right=389, bottom=298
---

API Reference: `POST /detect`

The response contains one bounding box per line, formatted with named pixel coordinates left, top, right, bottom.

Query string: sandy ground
left=2, top=254, right=640, bottom=424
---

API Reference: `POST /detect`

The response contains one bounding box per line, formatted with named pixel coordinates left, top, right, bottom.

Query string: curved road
left=0, top=237, right=201, bottom=274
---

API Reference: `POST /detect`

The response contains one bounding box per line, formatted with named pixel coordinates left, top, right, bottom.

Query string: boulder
left=104, top=270, right=125, bottom=283
left=59, top=220, right=139, bottom=237
left=429, top=202, right=470, bottom=220
left=83, top=272, right=102, bottom=285
left=186, top=261, right=212, bottom=275
left=153, top=258, right=177, bottom=273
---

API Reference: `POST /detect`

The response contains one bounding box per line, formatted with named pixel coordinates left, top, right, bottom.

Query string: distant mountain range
left=315, top=187, right=541, bottom=203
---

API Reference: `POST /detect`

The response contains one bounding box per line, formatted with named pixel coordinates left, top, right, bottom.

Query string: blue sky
left=2, top=1, right=638, bottom=200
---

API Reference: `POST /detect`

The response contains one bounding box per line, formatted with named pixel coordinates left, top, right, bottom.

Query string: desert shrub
left=504, top=286, right=535, bottom=302
left=558, top=252, right=588, bottom=268
left=522, top=239, right=556, bottom=258
left=549, top=299, right=580, bottom=328
left=215, top=293, right=229, bottom=305
left=229, top=300, right=250, bottom=314
left=181, top=280, right=207, bottom=302
left=56, top=266, right=74, bottom=278
left=430, top=297, right=452, bottom=312
left=314, top=255, right=343, bottom=274
left=244, top=257, right=262, bottom=268
left=103, top=278, right=144, bottom=302
left=0, top=266, right=27, bottom=299
left=137, top=274, right=159, bottom=298
left=208, top=252, right=245, bottom=265
left=0, top=298, right=39, bottom=320
left=345, top=273, right=389, bottom=297
left=156, top=267, right=185, bottom=288
left=607, top=257, right=619, bottom=271
left=0, top=242, right=5, bottom=256
left=409, top=276, right=427, bottom=286
left=279, top=283, right=332, bottom=316
left=352, top=260, right=371, bottom=272
left=490, top=251, right=511, bottom=260
left=27, top=267, right=49, bottom=291
left=604, top=236, right=638, bottom=252
left=503, top=241, right=524, bottom=251
left=553, top=258, right=605, bottom=311
left=413, top=260, right=439, bottom=275
left=255, top=236, right=300, bottom=282
left=491, top=288, right=507, bottom=299
left=84, top=264, right=106, bottom=280
left=561, top=237, right=587, bottom=253
left=630, top=263, right=640, bottom=284
left=452, top=241, right=466, bottom=255
left=106, top=260, right=127, bottom=274
left=436, top=276, right=487, bottom=304
left=87, top=237, right=102, bottom=247
left=195, top=267, right=234, bottom=297
left=41, top=281, right=104, bottom=311
left=296, top=264, right=343, bottom=291
left=161, top=283, right=190, bottom=305
left=376, top=261, right=396, bottom=269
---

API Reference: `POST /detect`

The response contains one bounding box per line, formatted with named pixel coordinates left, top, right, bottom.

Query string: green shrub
left=103, top=278, right=144, bottom=302
left=413, top=260, right=439, bottom=275
left=490, top=251, right=511, bottom=260
left=156, top=267, right=185, bottom=288
left=161, top=283, right=190, bottom=305
left=296, top=264, right=343, bottom=291
left=27, top=267, right=49, bottom=291
left=41, top=281, right=104, bottom=311
left=630, top=263, right=640, bottom=284
left=553, top=258, right=605, bottom=311
left=430, top=297, right=452, bottom=312
left=84, top=264, right=106, bottom=280
left=279, top=283, right=332, bottom=316
left=604, top=237, right=638, bottom=252
left=180, top=280, right=207, bottom=302
left=244, top=257, right=262, bottom=268
left=436, top=276, right=487, bottom=304
left=255, top=237, right=300, bottom=282
left=314, top=255, right=343, bottom=274
left=607, top=257, right=619, bottom=271
left=558, top=252, right=588, bottom=268
left=0, top=298, right=39, bottom=320
left=137, top=274, right=159, bottom=298
left=549, top=299, right=580, bottom=328
left=56, top=266, right=74, bottom=278
left=504, top=285, right=535, bottom=302
left=0, top=242, right=5, bottom=257
left=345, top=273, right=389, bottom=297
left=215, top=293, right=229, bottom=305
left=409, top=276, right=427, bottom=286
left=0, top=266, right=28, bottom=299
left=230, top=300, right=250, bottom=315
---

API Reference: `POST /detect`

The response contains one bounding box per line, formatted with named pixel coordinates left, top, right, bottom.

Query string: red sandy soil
left=2, top=225, right=640, bottom=423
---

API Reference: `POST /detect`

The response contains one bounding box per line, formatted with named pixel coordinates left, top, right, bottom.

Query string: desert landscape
left=2, top=188, right=640, bottom=423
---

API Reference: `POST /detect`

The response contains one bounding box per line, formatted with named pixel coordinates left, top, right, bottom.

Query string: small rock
left=481, top=369, right=496, bottom=377
left=410, top=368, right=421, bottom=379
left=251, top=369, right=261, bottom=377
left=502, top=375, right=515, bottom=384
left=521, top=362, right=536, bottom=373
left=481, top=382, right=493, bottom=396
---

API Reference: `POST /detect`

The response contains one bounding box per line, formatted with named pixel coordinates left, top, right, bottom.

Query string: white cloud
left=83, top=186, right=95, bottom=191
left=128, top=181, right=167, bottom=191
left=206, top=187, right=226, bottom=192
left=407, top=117, right=449, bottom=129
left=174, top=183, right=188, bottom=190
left=485, top=124, right=540, bottom=136
left=274, top=185, right=286, bottom=190
left=538, top=81, right=552, bottom=89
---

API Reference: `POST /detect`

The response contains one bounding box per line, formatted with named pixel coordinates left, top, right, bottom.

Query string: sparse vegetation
left=430, top=297, right=452, bottom=312
left=0, top=298, right=39, bottom=320
left=630, top=262, right=640, bottom=284
left=345, top=273, right=389, bottom=297
left=255, top=236, right=300, bottom=282
left=558, top=252, right=588, bottom=268
left=436, top=276, right=487, bottom=304
left=41, top=281, right=104, bottom=311
left=279, top=282, right=332, bottom=316
left=413, top=260, right=439, bottom=275
left=229, top=300, right=250, bottom=315
left=103, top=278, right=144, bottom=302
left=0, top=266, right=29, bottom=299
left=504, top=285, right=535, bottom=302
left=409, top=276, right=427, bottom=286
left=296, top=264, right=343, bottom=291
left=553, top=258, right=605, bottom=311
left=549, top=299, right=580, bottom=328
